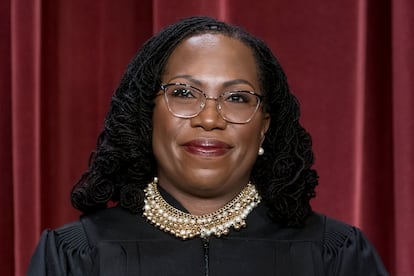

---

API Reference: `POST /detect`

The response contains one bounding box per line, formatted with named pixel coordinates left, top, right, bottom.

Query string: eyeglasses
left=159, top=83, right=263, bottom=124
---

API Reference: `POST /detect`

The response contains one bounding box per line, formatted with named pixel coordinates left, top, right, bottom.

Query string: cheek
left=232, top=124, right=263, bottom=156
left=152, top=104, right=168, bottom=151
left=152, top=104, right=184, bottom=156
left=238, top=119, right=268, bottom=156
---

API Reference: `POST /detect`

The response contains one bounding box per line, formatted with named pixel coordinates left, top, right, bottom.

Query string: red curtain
left=1, top=0, right=412, bottom=275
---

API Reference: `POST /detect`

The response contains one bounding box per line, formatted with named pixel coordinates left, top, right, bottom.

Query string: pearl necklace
left=142, top=177, right=261, bottom=240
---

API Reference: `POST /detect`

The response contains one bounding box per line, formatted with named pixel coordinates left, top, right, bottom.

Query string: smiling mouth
left=182, top=139, right=232, bottom=157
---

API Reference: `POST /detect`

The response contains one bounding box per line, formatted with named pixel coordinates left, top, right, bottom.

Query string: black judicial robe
left=27, top=195, right=388, bottom=276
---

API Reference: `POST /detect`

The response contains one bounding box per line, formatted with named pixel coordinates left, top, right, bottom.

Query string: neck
left=170, top=192, right=238, bottom=215
left=157, top=178, right=247, bottom=216
left=160, top=185, right=243, bottom=216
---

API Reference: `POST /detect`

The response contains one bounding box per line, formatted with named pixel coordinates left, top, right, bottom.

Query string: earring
left=258, top=147, right=264, bottom=156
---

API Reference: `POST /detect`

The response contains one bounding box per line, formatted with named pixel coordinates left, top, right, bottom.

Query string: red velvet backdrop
left=1, top=0, right=413, bottom=275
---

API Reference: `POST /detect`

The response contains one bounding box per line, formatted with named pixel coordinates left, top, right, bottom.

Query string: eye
left=171, top=87, right=195, bottom=98
left=170, top=86, right=200, bottom=99
left=223, top=92, right=252, bottom=103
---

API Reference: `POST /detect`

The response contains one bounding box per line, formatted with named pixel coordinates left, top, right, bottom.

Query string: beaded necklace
left=142, top=177, right=261, bottom=239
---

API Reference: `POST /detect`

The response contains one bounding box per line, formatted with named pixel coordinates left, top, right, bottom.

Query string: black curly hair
left=71, top=16, right=318, bottom=227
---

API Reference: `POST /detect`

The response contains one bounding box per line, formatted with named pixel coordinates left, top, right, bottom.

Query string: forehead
left=162, top=33, right=259, bottom=88
left=168, top=33, right=255, bottom=62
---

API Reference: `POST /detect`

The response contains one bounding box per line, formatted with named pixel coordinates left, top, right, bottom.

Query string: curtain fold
left=392, top=0, right=414, bottom=275
left=10, top=0, right=42, bottom=275
left=356, top=0, right=394, bottom=267
left=0, top=1, right=14, bottom=275
left=1, top=0, right=412, bottom=274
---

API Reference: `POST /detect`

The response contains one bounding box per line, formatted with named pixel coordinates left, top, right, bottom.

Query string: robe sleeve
left=27, top=221, right=96, bottom=276
left=27, top=230, right=65, bottom=275
left=323, top=217, right=389, bottom=276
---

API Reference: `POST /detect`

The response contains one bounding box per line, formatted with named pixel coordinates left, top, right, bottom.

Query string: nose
left=190, top=98, right=226, bottom=130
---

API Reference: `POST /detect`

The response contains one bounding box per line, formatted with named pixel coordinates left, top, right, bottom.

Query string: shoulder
left=305, top=212, right=372, bottom=253
left=27, top=207, right=142, bottom=275
left=27, top=220, right=93, bottom=275
left=35, top=208, right=129, bottom=249
left=272, top=212, right=355, bottom=243
left=306, top=213, right=388, bottom=275
left=309, top=212, right=356, bottom=248
left=49, top=207, right=126, bottom=249
left=51, top=206, right=162, bottom=247
left=53, top=219, right=90, bottom=251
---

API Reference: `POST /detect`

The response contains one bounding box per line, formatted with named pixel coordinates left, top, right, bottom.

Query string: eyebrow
left=167, top=75, right=256, bottom=90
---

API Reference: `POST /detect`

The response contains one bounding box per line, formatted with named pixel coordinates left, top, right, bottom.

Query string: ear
left=260, top=112, right=270, bottom=144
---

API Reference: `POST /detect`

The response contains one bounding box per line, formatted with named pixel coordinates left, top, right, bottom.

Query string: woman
left=28, top=16, right=387, bottom=275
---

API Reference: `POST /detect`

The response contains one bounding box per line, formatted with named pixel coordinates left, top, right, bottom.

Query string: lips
left=182, top=139, right=232, bottom=157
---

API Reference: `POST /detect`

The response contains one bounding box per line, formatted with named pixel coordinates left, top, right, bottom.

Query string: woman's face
left=152, top=33, right=270, bottom=201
